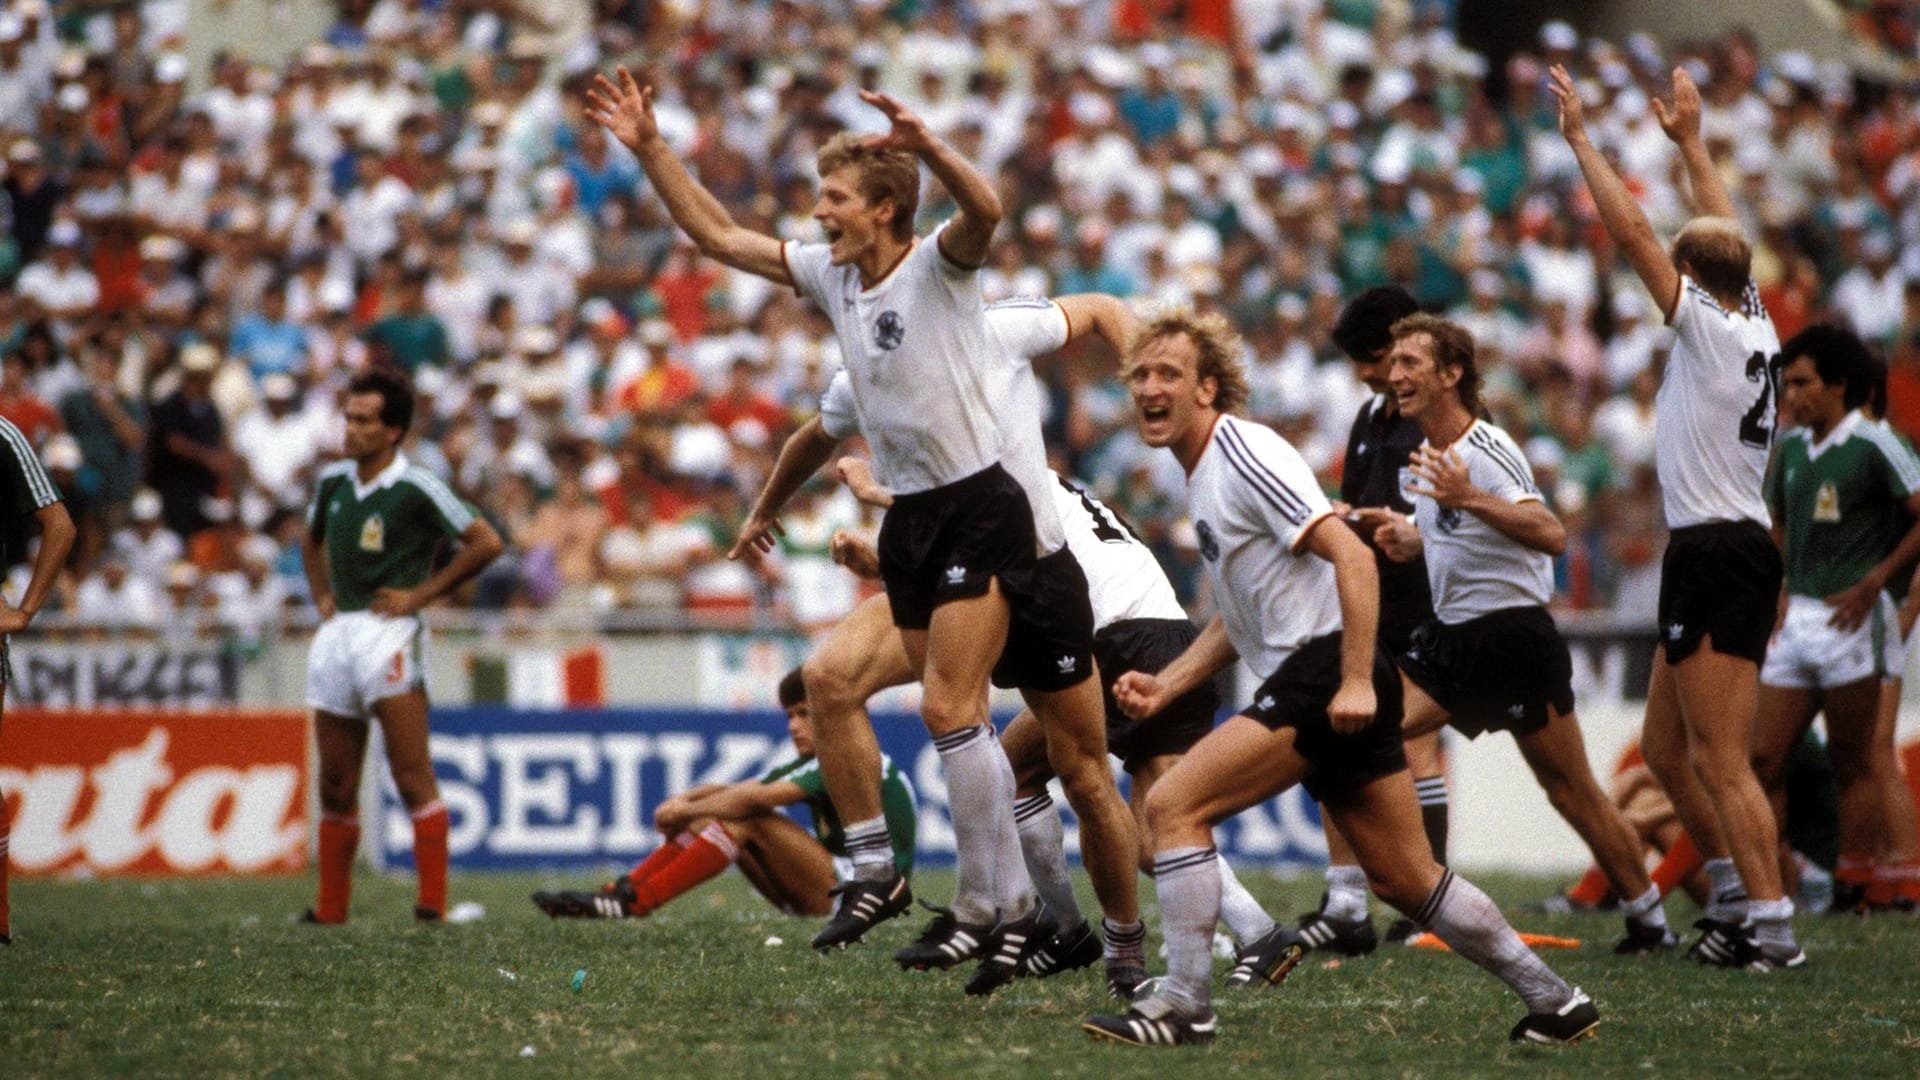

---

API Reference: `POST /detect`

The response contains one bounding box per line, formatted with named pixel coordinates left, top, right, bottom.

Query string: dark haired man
left=302, top=367, right=504, bottom=925
left=533, top=668, right=919, bottom=920
left=1359, top=315, right=1673, bottom=955
left=1754, top=324, right=1920, bottom=912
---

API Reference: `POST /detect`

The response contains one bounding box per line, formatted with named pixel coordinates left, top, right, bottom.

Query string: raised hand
left=857, top=90, right=936, bottom=156
left=828, top=528, right=882, bottom=580
left=1546, top=64, right=1588, bottom=144
left=835, top=455, right=894, bottom=508
left=584, top=67, right=659, bottom=150
left=1651, top=66, right=1702, bottom=145
left=1407, top=446, right=1477, bottom=507
left=1111, top=670, right=1170, bottom=721
left=726, top=512, right=783, bottom=562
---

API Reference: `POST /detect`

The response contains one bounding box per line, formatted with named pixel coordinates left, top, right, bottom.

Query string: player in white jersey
left=1084, top=309, right=1595, bottom=1048
left=1356, top=315, right=1674, bottom=955
left=1554, top=64, right=1802, bottom=969
left=588, top=70, right=1046, bottom=993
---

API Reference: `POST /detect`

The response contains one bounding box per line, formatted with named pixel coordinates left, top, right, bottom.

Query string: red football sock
left=1, top=798, right=13, bottom=939
left=629, top=833, right=693, bottom=888
left=1879, top=860, right=1920, bottom=903
left=1565, top=865, right=1613, bottom=907
left=314, top=812, right=361, bottom=924
left=1650, top=832, right=1703, bottom=898
left=1851, top=853, right=1892, bottom=906
left=631, top=822, right=738, bottom=915
left=412, top=801, right=450, bottom=917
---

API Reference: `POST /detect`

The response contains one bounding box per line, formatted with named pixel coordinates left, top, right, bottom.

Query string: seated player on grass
left=533, top=668, right=916, bottom=919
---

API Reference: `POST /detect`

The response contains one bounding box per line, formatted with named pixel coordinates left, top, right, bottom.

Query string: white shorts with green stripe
left=1761, top=591, right=1904, bottom=691
left=306, top=611, right=429, bottom=720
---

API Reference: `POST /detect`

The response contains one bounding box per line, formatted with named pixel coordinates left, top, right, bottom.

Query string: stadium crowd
left=3, top=0, right=1920, bottom=637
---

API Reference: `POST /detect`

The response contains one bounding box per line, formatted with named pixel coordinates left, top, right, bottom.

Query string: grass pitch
left=2, top=869, right=1916, bottom=1078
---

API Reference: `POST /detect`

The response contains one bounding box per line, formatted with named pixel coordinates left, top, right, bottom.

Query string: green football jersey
left=762, top=750, right=918, bottom=876
left=0, top=416, right=61, bottom=563
left=1767, top=412, right=1920, bottom=598
left=306, top=454, right=475, bottom=612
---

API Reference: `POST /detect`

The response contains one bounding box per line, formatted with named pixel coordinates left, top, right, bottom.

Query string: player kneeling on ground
left=1082, top=310, right=1595, bottom=1048
left=534, top=668, right=917, bottom=919
left=303, top=367, right=504, bottom=924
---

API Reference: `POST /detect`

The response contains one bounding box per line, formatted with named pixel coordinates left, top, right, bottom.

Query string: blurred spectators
left=2, top=0, right=1919, bottom=633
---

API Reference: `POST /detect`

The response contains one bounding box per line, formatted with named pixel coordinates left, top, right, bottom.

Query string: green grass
left=2, top=870, right=1916, bottom=1078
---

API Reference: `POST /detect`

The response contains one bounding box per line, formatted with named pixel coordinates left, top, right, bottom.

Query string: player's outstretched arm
left=1652, top=67, right=1737, bottom=222
left=371, top=518, right=506, bottom=617
left=671, top=780, right=805, bottom=829
left=300, top=526, right=336, bottom=620
left=1112, top=615, right=1238, bottom=721
left=1349, top=507, right=1424, bottom=562
left=0, top=501, right=73, bottom=634
left=858, top=90, right=1001, bottom=269
left=835, top=456, right=894, bottom=509
left=1303, top=515, right=1379, bottom=734
left=585, top=68, right=790, bottom=284
left=1055, top=293, right=1138, bottom=354
left=1549, top=64, right=1680, bottom=320
left=731, top=416, right=842, bottom=561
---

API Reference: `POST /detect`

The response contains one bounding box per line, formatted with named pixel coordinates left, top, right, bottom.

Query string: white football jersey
left=1657, top=277, right=1780, bottom=529
left=821, top=297, right=1070, bottom=555
left=784, top=222, right=1005, bottom=496
left=1051, top=474, right=1188, bottom=629
left=1185, top=414, right=1343, bottom=675
left=1403, top=420, right=1554, bottom=623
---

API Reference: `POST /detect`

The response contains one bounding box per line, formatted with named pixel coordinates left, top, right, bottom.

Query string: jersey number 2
left=1739, top=351, right=1783, bottom=449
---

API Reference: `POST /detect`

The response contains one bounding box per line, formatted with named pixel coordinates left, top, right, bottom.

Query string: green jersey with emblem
left=307, top=454, right=475, bottom=612
left=761, top=750, right=918, bottom=876
left=1768, top=411, right=1920, bottom=598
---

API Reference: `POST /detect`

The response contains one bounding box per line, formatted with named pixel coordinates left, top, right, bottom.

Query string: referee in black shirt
left=1294, top=287, right=1450, bottom=952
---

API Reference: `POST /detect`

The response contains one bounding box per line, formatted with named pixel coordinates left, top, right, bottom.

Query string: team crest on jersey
left=1437, top=506, right=1463, bottom=533
left=1813, top=481, right=1841, bottom=523
left=874, top=311, right=905, bottom=350
left=1195, top=519, right=1219, bottom=562
left=360, top=514, right=385, bottom=553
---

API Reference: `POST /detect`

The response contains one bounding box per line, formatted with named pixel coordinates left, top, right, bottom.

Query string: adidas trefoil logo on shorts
left=1507, top=704, right=1525, bottom=720
left=1057, top=655, right=1077, bottom=674
left=1256, top=695, right=1276, bottom=711
left=946, top=566, right=967, bottom=585
left=1667, top=623, right=1685, bottom=641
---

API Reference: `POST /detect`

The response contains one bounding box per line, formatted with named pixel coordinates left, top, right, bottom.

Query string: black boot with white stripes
left=1083, top=995, right=1218, bottom=1047
left=964, top=905, right=1047, bottom=996
left=531, top=878, right=640, bottom=919
left=893, top=902, right=990, bottom=971
left=812, top=871, right=913, bottom=950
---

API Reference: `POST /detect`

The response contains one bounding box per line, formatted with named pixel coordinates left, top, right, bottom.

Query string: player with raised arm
left=588, top=69, right=1047, bottom=992
left=1356, top=315, right=1675, bottom=955
left=761, top=293, right=1154, bottom=995
left=1753, top=326, right=1920, bottom=913
left=302, top=367, right=504, bottom=925
left=1082, top=310, right=1595, bottom=1048
left=532, top=668, right=917, bottom=920
left=0, top=415, right=76, bottom=945
left=1552, top=64, right=1803, bottom=969
left=1297, top=285, right=1451, bottom=954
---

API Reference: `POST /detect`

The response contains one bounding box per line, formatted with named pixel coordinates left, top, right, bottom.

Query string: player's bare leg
left=1510, top=704, right=1670, bottom=950
left=1027, top=674, right=1138, bottom=923
left=1873, top=677, right=1920, bottom=905
left=723, top=814, right=840, bottom=918
left=1641, top=659, right=1742, bottom=917
left=307, top=712, right=371, bottom=924
left=1666, top=639, right=1800, bottom=965
left=1323, top=770, right=1593, bottom=1043
left=998, top=711, right=1104, bottom=979
left=1753, top=684, right=1828, bottom=895
left=373, top=690, right=449, bottom=920
left=1782, top=679, right=1890, bottom=908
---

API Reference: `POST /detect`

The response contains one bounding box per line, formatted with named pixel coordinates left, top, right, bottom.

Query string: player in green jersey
left=301, top=367, right=504, bottom=925
left=1756, top=325, right=1920, bottom=914
left=0, top=414, right=76, bottom=944
left=532, top=667, right=918, bottom=919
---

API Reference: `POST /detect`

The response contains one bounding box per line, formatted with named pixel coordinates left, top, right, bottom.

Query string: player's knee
left=1142, top=781, right=1195, bottom=834
left=802, top=657, right=860, bottom=712
left=919, top=691, right=978, bottom=736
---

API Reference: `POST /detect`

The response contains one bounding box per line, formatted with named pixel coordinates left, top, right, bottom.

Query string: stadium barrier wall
left=0, top=709, right=310, bottom=877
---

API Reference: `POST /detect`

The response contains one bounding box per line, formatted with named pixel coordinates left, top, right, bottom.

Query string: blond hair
left=1671, top=217, right=1751, bottom=303
left=1390, top=313, right=1481, bottom=413
left=1126, top=307, right=1250, bottom=414
left=816, top=133, right=921, bottom=242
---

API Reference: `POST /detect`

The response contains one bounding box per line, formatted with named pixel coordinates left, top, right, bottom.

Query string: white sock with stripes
left=934, top=724, right=1022, bottom=924
left=1015, top=791, right=1082, bottom=927
left=1704, top=858, right=1749, bottom=923
left=842, top=817, right=894, bottom=882
left=1153, top=846, right=1221, bottom=1014
left=1416, top=869, right=1573, bottom=1013
left=1324, top=864, right=1370, bottom=921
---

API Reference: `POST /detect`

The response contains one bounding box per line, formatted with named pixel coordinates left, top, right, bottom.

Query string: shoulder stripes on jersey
left=402, top=467, right=475, bottom=529
left=1862, top=423, right=1920, bottom=491
left=1741, top=280, right=1764, bottom=318
left=1467, top=426, right=1536, bottom=493
left=0, top=417, right=58, bottom=508
left=1686, top=281, right=1732, bottom=318
left=1216, top=420, right=1310, bottom=525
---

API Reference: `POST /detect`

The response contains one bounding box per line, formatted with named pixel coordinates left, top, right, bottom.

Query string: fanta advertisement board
left=0, top=711, right=310, bottom=876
